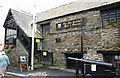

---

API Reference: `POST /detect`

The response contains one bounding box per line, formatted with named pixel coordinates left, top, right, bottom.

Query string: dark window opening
left=101, top=8, right=120, bottom=27
left=103, top=55, right=116, bottom=65
left=97, top=51, right=120, bottom=75
left=5, top=28, right=17, bottom=46
left=41, top=50, right=53, bottom=66
left=56, top=38, right=61, bottom=43
left=41, top=24, right=50, bottom=35
left=103, top=54, right=120, bottom=75
left=41, top=23, right=50, bottom=50
left=63, top=52, right=87, bottom=69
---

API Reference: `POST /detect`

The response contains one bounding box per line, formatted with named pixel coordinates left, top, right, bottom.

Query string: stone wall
left=6, top=39, right=29, bottom=68
left=38, top=10, right=120, bottom=69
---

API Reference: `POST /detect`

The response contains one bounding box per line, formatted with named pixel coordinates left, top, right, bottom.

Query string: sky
left=0, top=0, right=78, bottom=48
left=1, top=0, right=119, bottom=14
left=0, top=0, right=78, bottom=14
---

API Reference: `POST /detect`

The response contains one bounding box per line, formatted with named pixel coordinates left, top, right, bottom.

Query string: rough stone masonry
left=38, top=9, right=120, bottom=69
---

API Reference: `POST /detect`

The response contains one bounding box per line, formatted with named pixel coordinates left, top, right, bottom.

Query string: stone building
left=3, top=0, right=120, bottom=71
left=36, top=1, right=120, bottom=69
left=3, top=9, right=42, bottom=68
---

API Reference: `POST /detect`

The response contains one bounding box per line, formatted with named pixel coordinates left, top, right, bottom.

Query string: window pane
left=46, top=25, right=50, bottom=33
left=9, top=38, right=13, bottom=43
left=41, top=23, right=50, bottom=50
left=102, top=12, right=109, bottom=26
left=117, top=9, right=120, bottom=22
left=6, top=29, right=17, bottom=45
left=109, top=10, right=117, bottom=23
left=101, top=9, right=120, bottom=27
left=42, top=24, right=50, bottom=34
left=42, top=26, right=46, bottom=34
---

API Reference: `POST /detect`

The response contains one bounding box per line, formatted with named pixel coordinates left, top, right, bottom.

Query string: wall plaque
left=56, top=18, right=86, bottom=30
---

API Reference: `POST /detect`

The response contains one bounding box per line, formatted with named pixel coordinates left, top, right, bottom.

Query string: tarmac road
left=5, top=74, right=76, bottom=78
left=5, top=68, right=80, bottom=78
left=5, top=74, right=21, bottom=78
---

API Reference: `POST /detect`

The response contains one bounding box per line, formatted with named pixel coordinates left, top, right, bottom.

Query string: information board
left=19, top=56, right=27, bottom=64
left=17, top=56, right=29, bottom=72
left=56, top=18, right=86, bottom=30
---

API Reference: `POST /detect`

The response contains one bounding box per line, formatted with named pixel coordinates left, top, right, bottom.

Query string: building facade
left=36, top=1, right=120, bottom=69
left=3, top=1, right=120, bottom=71
left=3, top=9, right=42, bottom=68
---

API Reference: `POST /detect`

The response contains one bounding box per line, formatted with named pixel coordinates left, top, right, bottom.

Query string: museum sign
left=56, top=18, right=86, bottom=30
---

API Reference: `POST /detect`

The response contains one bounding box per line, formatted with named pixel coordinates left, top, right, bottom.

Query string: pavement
left=5, top=67, right=79, bottom=78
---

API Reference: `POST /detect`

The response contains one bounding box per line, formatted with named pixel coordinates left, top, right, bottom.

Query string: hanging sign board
left=56, top=18, right=86, bottom=30
left=36, top=39, right=40, bottom=42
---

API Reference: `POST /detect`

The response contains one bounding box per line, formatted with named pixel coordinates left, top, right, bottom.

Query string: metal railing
left=68, top=57, right=116, bottom=78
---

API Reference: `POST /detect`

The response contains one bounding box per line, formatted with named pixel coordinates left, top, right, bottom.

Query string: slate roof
left=36, top=0, right=120, bottom=22
left=8, top=9, right=42, bottom=38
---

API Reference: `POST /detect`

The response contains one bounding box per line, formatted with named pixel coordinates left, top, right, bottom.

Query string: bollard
left=76, top=60, right=79, bottom=78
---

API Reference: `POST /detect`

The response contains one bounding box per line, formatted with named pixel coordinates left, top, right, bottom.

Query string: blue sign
left=20, top=56, right=27, bottom=64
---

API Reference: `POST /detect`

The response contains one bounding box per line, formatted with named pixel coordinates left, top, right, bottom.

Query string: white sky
left=1, top=0, right=119, bottom=14
left=0, top=0, right=78, bottom=14
left=0, top=0, right=78, bottom=48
